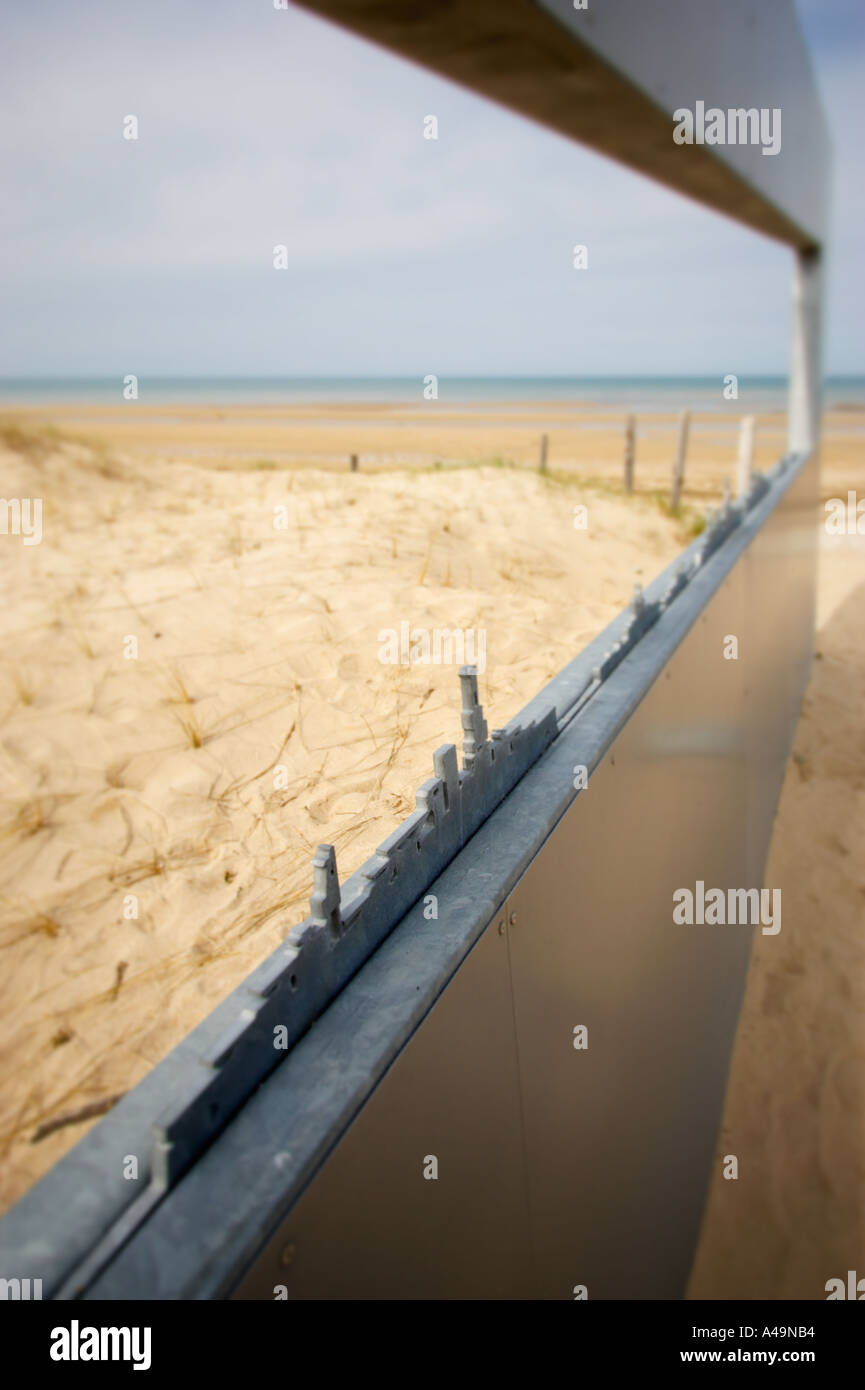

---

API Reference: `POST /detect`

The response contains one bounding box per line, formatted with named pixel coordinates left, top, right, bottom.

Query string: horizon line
left=1, top=372, right=863, bottom=383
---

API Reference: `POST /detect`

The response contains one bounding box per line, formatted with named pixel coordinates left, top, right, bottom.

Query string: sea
left=0, top=376, right=863, bottom=414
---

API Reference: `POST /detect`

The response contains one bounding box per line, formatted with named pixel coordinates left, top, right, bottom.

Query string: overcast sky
left=0, top=0, right=861, bottom=377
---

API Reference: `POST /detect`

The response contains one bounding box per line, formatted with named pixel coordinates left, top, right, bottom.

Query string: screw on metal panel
left=509, top=912, right=517, bottom=927
left=497, top=920, right=505, bottom=936
left=280, top=1242, right=296, bottom=1268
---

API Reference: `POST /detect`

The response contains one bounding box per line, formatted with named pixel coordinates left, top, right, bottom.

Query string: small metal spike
left=458, top=665, right=488, bottom=769
left=433, top=743, right=459, bottom=809
left=309, top=844, right=341, bottom=936
left=662, top=561, right=689, bottom=608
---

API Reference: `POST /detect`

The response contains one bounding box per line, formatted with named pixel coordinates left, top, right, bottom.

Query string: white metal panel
left=537, top=0, right=830, bottom=246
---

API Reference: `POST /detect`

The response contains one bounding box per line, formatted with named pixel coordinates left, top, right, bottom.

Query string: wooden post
left=539, top=433, right=548, bottom=474
left=624, top=414, right=635, bottom=494
left=350, top=453, right=358, bottom=472
left=736, top=415, right=755, bottom=497
left=670, top=410, right=690, bottom=512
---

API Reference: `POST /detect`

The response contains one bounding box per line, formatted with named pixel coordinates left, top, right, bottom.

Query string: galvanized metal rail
left=130, top=465, right=783, bottom=1213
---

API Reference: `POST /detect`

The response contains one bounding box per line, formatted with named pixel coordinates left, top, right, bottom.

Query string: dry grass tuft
left=176, top=710, right=204, bottom=748
left=12, top=670, right=35, bottom=706
left=0, top=419, right=64, bottom=465
left=1, top=798, right=53, bottom=842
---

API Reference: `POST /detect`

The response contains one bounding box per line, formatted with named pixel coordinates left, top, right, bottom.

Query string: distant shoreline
left=1, top=375, right=863, bottom=414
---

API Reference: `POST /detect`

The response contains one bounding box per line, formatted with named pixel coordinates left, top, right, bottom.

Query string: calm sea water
left=0, top=376, right=863, bottom=414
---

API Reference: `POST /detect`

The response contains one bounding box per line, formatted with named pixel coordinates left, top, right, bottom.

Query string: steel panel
left=743, top=451, right=819, bottom=884
left=228, top=458, right=814, bottom=1301
left=506, top=563, right=750, bottom=1299
left=232, top=916, right=531, bottom=1300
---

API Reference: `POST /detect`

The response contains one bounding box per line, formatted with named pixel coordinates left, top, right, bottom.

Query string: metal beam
left=292, top=0, right=829, bottom=250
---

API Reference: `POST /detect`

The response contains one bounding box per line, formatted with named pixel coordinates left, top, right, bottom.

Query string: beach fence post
left=539, top=433, right=548, bottom=474
left=670, top=410, right=690, bottom=512
left=349, top=453, right=358, bottom=472
left=736, top=416, right=755, bottom=498
left=624, top=414, right=636, bottom=493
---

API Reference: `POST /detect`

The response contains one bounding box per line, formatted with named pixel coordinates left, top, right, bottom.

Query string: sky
left=0, top=0, right=861, bottom=378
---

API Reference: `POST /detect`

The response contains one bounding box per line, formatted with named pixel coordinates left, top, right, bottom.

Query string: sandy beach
left=1, top=400, right=863, bottom=1294
left=1, top=397, right=855, bottom=490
